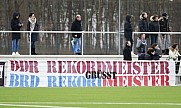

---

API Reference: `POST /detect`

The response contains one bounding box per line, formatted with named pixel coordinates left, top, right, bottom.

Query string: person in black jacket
left=71, top=15, right=82, bottom=55
left=11, top=12, right=23, bottom=55
left=27, top=13, right=39, bottom=55
left=149, top=15, right=159, bottom=45
left=123, top=41, right=132, bottom=60
left=124, top=15, right=133, bottom=51
left=144, top=48, right=155, bottom=60
left=159, top=13, right=171, bottom=54
left=151, top=43, right=161, bottom=60
left=138, top=12, right=149, bottom=39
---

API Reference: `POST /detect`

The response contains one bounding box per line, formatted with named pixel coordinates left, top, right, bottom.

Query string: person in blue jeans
left=71, top=15, right=82, bottom=55
left=11, top=12, right=23, bottom=55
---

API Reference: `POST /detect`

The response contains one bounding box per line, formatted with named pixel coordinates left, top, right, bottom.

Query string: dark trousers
left=175, top=56, right=181, bottom=74
left=31, top=41, right=35, bottom=48
left=125, top=37, right=133, bottom=51
left=151, top=34, right=158, bottom=45
left=31, top=41, right=37, bottom=55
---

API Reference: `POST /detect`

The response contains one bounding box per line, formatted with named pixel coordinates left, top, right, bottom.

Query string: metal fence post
left=118, top=0, right=121, bottom=55
left=132, top=32, right=134, bottom=52
left=29, top=32, right=31, bottom=55
left=82, top=31, right=84, bottom=55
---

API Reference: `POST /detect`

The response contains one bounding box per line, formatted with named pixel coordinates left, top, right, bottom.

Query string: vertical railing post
left=118, top=0, right=121, bottom=55
left=132, top=32, right=134, bottom=52
left=29, top=32, right=31, bottom=55
left=81, top=31, right=84, bottom=55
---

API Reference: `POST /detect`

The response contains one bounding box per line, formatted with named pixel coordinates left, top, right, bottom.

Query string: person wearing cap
left=159, top=12, right=171, bottom=54
left=159, top=13, right=170, bottom=32
left=71, top=15, right=82, bottom=55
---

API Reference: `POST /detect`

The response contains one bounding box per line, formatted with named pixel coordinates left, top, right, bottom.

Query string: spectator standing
left=149, top=15, right=159, bottom=45
left=138, top=12, right=149, bottom=39
left=71, top=15, right=82, bottom=55
left=123, top=41, right=132, bottom=60
left=159, top=12, right=171, bottom=54
left=136, top=33, right=147, bottom=60
left=124, top=15, right=133, bottom=51
left=11, top=12, right=23, bottom=55
left=27, top=13, right=39, bottom=55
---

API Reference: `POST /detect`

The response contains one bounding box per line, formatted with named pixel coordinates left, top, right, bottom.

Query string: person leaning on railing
left=168, top=43, right=181, bottom=74
left=136, top=33, right=147, bottom=60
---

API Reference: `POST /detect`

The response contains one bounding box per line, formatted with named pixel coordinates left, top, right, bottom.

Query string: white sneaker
left=16, top=52, right=20, bottom=55
left=12, top=52, right=16, bottom=55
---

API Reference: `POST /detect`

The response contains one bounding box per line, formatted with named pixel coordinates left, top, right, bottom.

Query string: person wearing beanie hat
left=162, top=13, right=168, bottom=17
left=159, top=12, right=169, bottom=31
left=159, top=12, right=171, bottom=55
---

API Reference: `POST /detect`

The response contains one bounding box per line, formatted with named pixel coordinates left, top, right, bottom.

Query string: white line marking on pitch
left=0, top=103, right=82, bottom=108
left=0, top=102, right=181, bottom=106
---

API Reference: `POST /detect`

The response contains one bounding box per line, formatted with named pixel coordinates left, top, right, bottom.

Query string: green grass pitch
left=0, top=87, right=181, bottom=108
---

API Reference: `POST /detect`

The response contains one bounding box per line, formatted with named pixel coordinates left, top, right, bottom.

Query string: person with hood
left=123, top=41, right=132, bottom=60
left=138, top=12, right=149, bottom=39
left=124, top=15, right=133, bottom=52
left=136, top=33, right=147, bottom=60
left=11, top=12, right=23, bottom=55
left=149, top=15, right=159, bottom=45
left=71, top=15, right=82, bottom=55
left=27, top=12, right=39, bottom=55
left=159, top=12, right=171, bottom=54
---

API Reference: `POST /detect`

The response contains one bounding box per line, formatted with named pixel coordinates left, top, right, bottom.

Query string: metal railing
left=0, top=31, right=180, bottom=55
left=132, top=31, right=181, bottom=53
left=0, top=31, right=124, bottom=55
